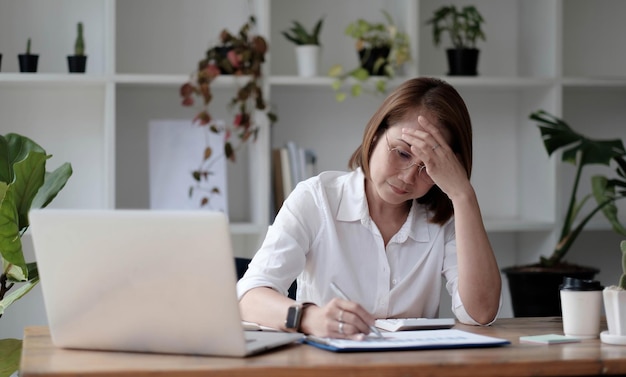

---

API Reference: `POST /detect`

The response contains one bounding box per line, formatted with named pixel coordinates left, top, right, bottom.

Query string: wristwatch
left=285, top=302, right=314, bottom=332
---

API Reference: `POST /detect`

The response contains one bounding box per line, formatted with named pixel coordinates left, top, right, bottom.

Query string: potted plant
left=281, top=17, right=324, bottom=77
left=179, top=16, right=276, bottom=208
left=67, top=22, right=87, bottom=73
left=328, top=10, right=410, bottom=102
left=502, top=110, right=626, bottom=317
left=426, top=5, right=485, bottom=76
left=602, top=240, right=626, bottom=345
left=0, top=133, right=73, bottom=377
left=18, top=38, right=39, bottom=73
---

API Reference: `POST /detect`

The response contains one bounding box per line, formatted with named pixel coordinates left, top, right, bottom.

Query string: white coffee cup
left=560, top=277, right=604, bottom=339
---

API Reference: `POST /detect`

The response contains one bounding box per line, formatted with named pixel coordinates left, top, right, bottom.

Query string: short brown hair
left=348, top=77, right=473, bottom=225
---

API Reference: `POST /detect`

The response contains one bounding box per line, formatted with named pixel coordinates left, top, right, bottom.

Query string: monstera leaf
left=530, top=110, right=626, bottom=266
left=532, top=110, right=625, bottom=166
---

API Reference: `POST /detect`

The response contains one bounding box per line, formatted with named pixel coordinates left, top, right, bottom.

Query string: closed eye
left=392, top=147, right=413, bottom=161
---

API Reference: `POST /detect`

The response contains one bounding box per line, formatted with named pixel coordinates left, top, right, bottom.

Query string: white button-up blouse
left=237, top=168, right=481, bottom=325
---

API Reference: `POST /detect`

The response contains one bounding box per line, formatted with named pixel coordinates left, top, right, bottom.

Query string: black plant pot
left=502, top=263, right=599, bottom=317
left=18, top=54, right=39, bottom=73
left=67, top=55, right=87, bottom=73
left=446, top=48, right=480, bottom=76
left=358, top=46, right=391, bottom=76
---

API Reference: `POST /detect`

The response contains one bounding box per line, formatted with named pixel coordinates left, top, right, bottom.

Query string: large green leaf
left=0, top=184, right=25, bottom=277
left=0, top=134, right=45, bottom=185
left=11, top=152, right=47, bottom=231
left=31, top=162, right=73, bottom=211
left=531, top=110, right=626, bottom=167
left=0, top=338, right=21, bottom=377
left=592, top=175, right=626, bottom=236
left=0, top=277, right=39, bottom=315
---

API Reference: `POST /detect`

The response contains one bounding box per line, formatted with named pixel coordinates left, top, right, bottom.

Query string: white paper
left=149, top=120, right=228, bottom=213
left=306, top=329, right=509, bottom=350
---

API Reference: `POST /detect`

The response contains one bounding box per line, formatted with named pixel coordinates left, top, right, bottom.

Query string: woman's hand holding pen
left=300, top=298, right=378, bottom=340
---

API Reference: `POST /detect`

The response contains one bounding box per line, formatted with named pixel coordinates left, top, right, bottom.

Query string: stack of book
left=272, top=141, right=317, bottom=214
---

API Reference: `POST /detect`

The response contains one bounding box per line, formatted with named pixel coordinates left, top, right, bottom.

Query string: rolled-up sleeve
left=236, top=182, right=321, bottom=299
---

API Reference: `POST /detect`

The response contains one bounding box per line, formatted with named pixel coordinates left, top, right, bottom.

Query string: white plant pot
left=601, top=286, right=626, bottom=345
left=295, top=45, right=320, bottom=77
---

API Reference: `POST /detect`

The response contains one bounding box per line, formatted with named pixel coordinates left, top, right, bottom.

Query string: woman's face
left=367, top=112, right=440, bottom=205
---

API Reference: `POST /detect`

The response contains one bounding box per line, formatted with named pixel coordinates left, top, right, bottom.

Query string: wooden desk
left=19, top=317, right=626, bottom=377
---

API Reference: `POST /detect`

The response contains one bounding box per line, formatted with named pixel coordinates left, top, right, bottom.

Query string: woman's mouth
left=388, top=182, right=408, bottom=195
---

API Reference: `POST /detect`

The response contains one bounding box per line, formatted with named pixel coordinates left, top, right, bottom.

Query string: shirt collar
left=336, top=168, right=367, bottom=222
left=336, top=168, right=431, bottom=243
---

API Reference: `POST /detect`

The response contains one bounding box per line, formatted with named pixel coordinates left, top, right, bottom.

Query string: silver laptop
left=29, top=209, right=303, bottom=357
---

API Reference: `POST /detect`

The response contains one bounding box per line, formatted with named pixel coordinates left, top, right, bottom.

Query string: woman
left=237, top=77, right=501, bottom=339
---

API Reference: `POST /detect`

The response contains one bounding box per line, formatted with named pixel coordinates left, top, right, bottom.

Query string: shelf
left=0, top=73, right=107, bottom=86
left=230, top=222, right=266, bottom=235
left=269, top=76, right=334, bottom=86
left=269, top=75, right=557, bottom=90
left=114, top=74, right=188, bottom=86
left=561, top=77, right=626, bottom=88
left=113, top=74, right=260, bottom=88
left=3, top=73, right=622, bottom=90
left=484, top=218, right=554, bottom=233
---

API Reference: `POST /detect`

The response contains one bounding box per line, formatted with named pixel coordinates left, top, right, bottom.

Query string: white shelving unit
left=1, top=0, right=626, bottom=338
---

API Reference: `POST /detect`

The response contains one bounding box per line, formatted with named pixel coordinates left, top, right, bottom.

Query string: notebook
left=305, top=329, right=510, bottom=353
left=29, top=209, right=303, bottom=357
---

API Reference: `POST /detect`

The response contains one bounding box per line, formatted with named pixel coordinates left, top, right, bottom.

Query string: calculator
left=374, top=318, right=456, bottom=332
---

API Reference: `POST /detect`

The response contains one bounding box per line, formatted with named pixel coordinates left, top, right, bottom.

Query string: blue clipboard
left=303, top=329, right=511, bottom=353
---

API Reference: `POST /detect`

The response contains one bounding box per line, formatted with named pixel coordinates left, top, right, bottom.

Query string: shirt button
left=392, top=279, right=397, bottom=285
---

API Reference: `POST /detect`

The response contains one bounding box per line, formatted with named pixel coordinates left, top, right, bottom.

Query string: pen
left=330, top=282, right=383, bottom=338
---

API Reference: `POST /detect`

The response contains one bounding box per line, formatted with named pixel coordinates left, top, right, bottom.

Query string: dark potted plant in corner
left=602, top=240, right=626, bottom=344
left=179, top=16, right=276, bottom=208
left=502, top=110, right=626, bottom=317
left=0, top=133, right=73, bottom=377
left=281, top=17, right=324, bottom=77
left=426, top=5, right=485, bottom=76
left=328, top=10, right=410, bottom=102
left=67, top=22, right=87, bottom=73
left=18, top=38, right=39, bottom=73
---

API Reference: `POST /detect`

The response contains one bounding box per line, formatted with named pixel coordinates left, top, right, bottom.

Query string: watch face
left=286, top=305, right=301, bottom=329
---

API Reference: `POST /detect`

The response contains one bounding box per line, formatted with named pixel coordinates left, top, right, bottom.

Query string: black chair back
left=234, top=257, right=297, bottom=299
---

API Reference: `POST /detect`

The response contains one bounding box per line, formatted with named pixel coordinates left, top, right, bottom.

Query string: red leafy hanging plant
left=179, top=16, right=277, bottom=207
left=180, top=16, right=276, bottom=162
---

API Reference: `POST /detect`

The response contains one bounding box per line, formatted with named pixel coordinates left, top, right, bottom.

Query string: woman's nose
left=397, top=164, right=420, bottom=183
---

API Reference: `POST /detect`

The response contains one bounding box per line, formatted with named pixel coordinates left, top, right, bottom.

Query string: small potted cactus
left=18, top=38, right=39, bottom=73
left=602, top=240, right=626, bottom=344
left=67, top=22, right=87, bottom=73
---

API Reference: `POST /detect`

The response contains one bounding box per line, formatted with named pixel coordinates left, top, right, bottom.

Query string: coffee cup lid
left=560, top=276, right=604, bottom=291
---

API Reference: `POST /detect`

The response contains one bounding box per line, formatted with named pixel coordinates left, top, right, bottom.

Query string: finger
left=335, top=302, right=376, bottom=336
left=335, top=309, right=371, bottom=336
left=338, top=321, right=345, bottom=336
left=335, top=321, right=367, bottom=340
left=401, top=127, right=440, bottom=156
left=417, top=115, right=448, bottom=151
